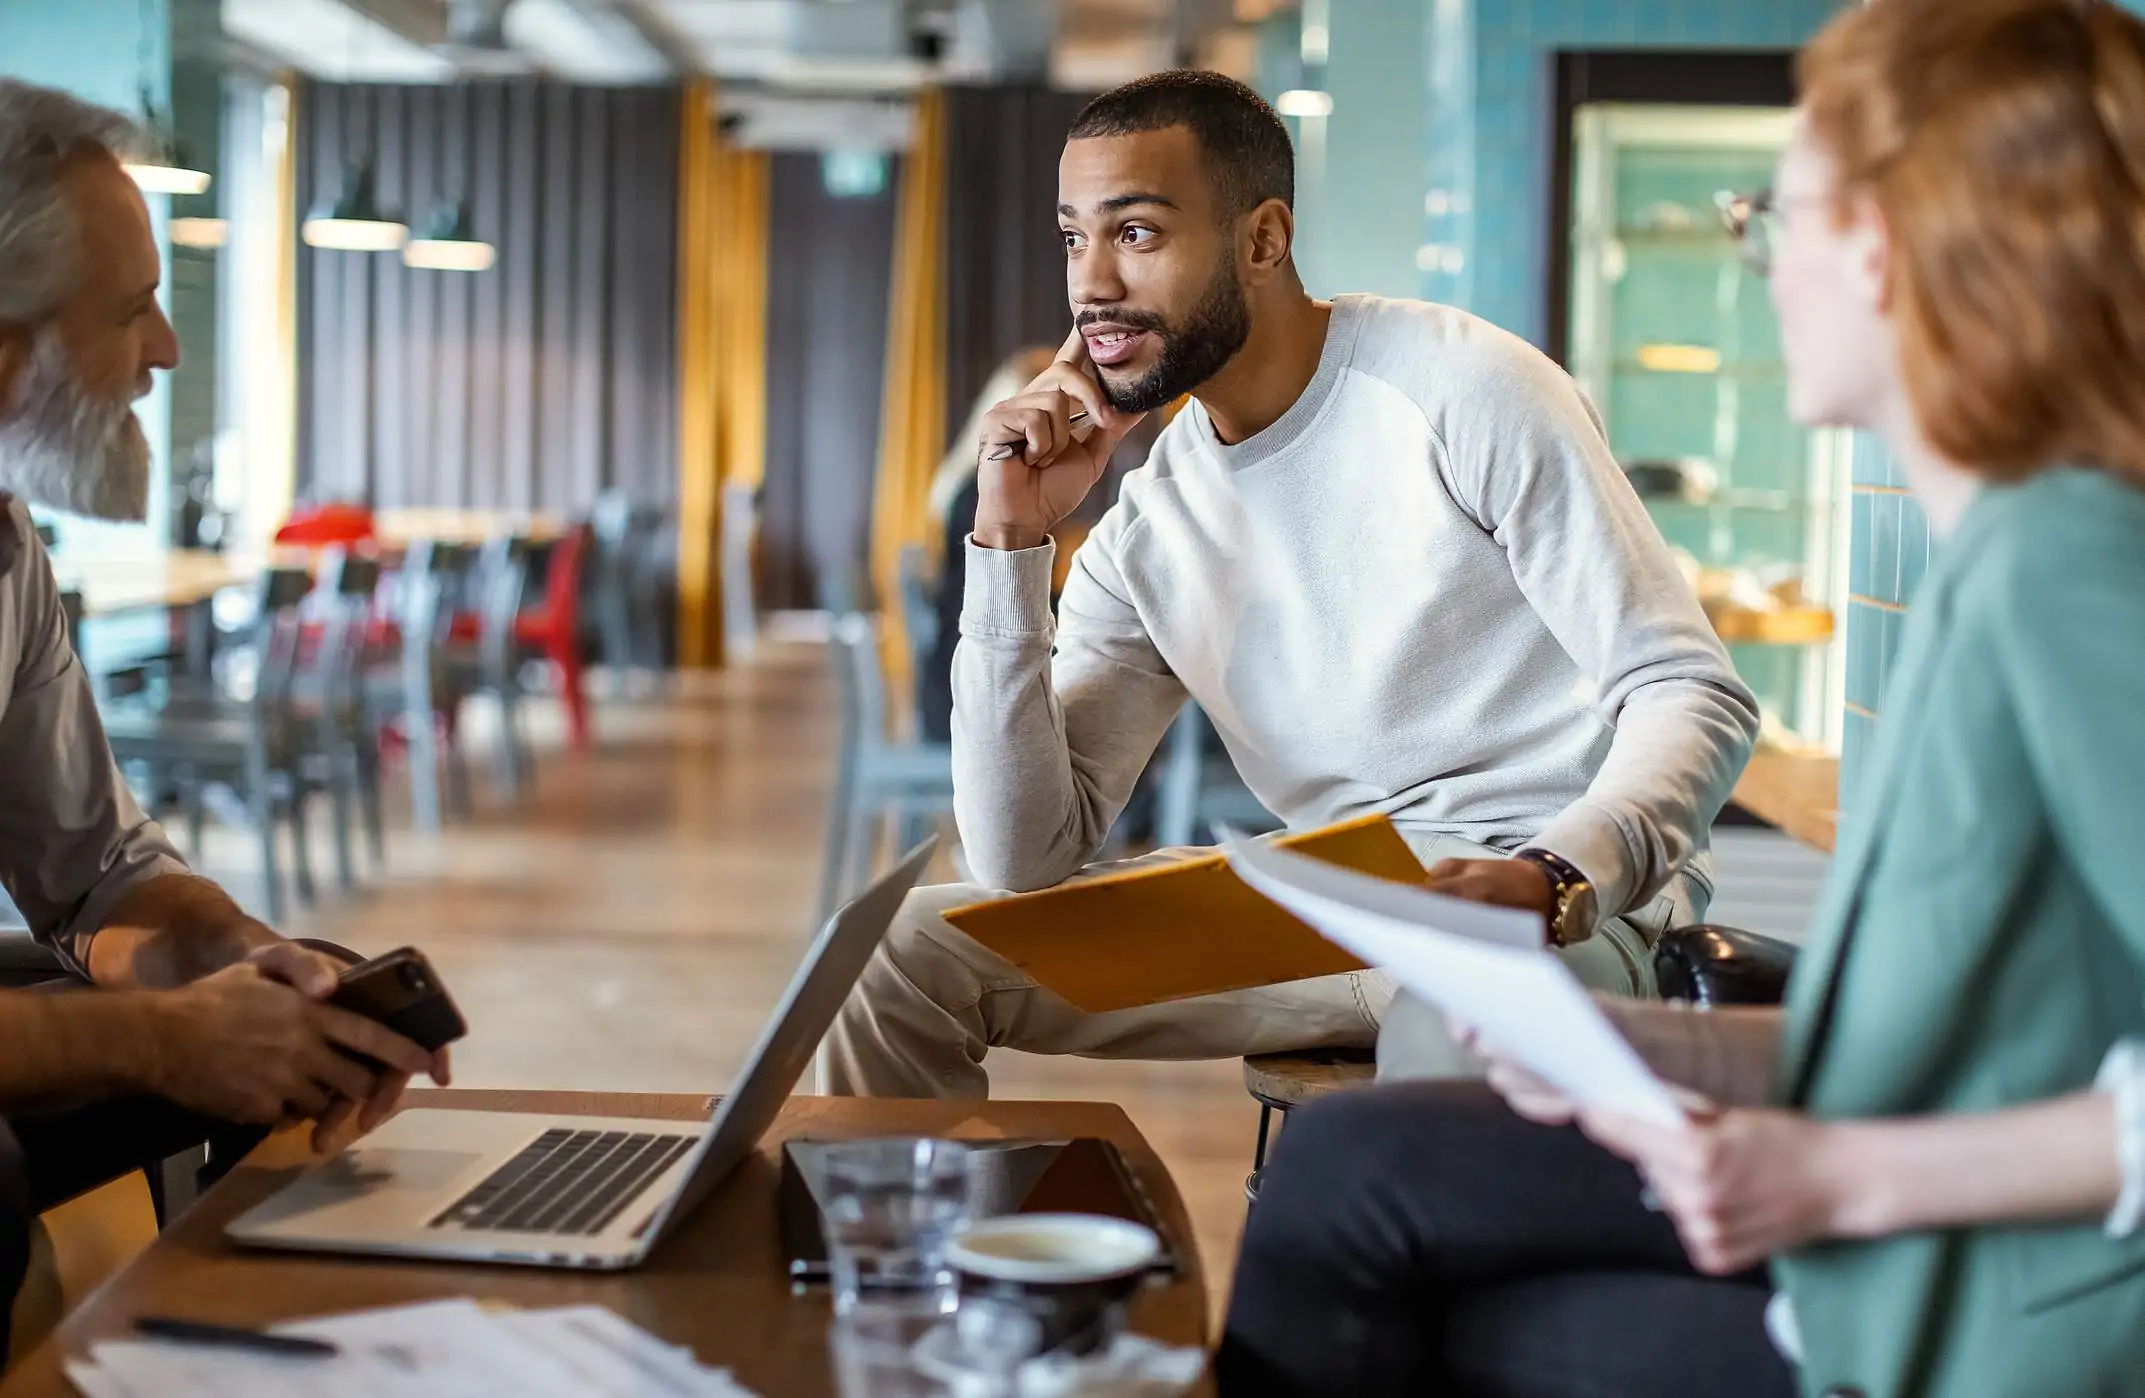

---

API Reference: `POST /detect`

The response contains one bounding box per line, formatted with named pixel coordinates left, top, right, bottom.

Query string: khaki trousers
left=823, top=832, right=1698, bottom=1099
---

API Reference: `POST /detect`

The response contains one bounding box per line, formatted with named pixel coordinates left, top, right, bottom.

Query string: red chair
left=512, top=525, right=592, bottom=750
left=275, top=503, right=376, bottom=547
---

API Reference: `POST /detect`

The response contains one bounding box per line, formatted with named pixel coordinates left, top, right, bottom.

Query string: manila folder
left=941, top=814, right=1424, bottom=1014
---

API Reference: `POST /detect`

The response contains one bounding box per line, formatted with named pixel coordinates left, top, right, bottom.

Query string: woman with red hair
left=1221, top=2, right=2145, bottom=1395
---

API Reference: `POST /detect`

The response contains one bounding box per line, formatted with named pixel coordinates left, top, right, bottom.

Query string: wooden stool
left=1242, top=1047, right=1377, bottom=1204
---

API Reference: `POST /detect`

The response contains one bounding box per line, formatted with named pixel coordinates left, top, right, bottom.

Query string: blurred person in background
left=919, top=345, right=1057, bottom=744
left=1221, top=4, right=2145, bottom=1395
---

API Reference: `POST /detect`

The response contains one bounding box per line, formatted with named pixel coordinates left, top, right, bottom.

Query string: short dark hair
left=1066, top=70, right=1294, bottom=220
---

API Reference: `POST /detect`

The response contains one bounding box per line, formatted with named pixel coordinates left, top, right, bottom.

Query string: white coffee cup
left=945, top=1214, right=1162, bottom=1356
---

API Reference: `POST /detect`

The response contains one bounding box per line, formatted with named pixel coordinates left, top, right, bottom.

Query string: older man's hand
left=242, top=942, right=452, bottom=1152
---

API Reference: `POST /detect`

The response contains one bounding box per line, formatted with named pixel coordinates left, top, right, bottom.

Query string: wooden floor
left=195, top=641, right=1258, bottom=1320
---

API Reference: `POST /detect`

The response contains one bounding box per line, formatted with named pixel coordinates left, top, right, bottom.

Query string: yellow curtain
left=714, top=149, right=770, bottom=498
left=868, top=88, right=949, bottom=693
left=674, top=80, right=722, bottom=669
left=675, top=80, right=771, bottom=669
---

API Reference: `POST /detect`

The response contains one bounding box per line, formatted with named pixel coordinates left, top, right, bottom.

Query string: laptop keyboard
left=430, top=1128, right=697, bottom=1237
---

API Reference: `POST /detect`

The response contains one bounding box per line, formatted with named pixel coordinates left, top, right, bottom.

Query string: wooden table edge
left=1, top=1092, right=1211, bottom=1394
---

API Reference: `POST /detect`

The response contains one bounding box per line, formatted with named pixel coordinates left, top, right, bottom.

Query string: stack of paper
left=1221, top=834, right=1686, bottom=1127
left=67, top=1299, right=759, bottom=1398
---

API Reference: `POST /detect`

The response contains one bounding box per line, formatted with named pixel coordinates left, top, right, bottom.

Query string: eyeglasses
left=1715, top=189, right=1782, bottom=276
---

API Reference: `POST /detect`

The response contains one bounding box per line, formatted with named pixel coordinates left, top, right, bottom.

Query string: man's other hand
left=1422, top=858, right=1555, bottom=939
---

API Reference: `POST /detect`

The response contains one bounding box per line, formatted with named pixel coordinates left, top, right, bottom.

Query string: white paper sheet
left=1224, top=836, right=1686, bottom=1127
left=492, top=1306, right=754, bottom=1396
left=66, top=1300, right=760, bottom=1398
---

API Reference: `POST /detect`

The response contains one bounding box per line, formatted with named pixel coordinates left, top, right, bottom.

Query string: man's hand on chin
left=1422, top=858, right=1556, bottom=940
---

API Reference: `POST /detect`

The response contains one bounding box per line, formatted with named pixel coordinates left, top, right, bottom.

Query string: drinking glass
left=819, top=1137, right=974, bottom=1315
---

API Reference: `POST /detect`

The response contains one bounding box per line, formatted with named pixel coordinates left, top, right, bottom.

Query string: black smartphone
left=327, top=947, right=467, bottom=1071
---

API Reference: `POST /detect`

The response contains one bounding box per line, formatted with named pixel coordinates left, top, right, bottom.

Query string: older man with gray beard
left=0, top=79, right=447, bottom=1349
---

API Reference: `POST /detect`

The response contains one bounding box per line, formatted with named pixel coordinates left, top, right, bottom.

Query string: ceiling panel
left=223, top=0, right=457, bottom=82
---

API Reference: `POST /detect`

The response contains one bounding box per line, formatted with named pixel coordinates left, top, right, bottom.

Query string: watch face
left=1555, top=886, right=1599, bottom=947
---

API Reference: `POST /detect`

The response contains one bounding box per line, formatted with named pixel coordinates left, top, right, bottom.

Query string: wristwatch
left=1513, top=848, right=1598, bottom=948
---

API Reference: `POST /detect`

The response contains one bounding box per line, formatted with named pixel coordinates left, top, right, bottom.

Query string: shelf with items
left=1730, top=747, right=1841, bottom=854
left=1610, top=359, right=1788, bottom=379
left=1607, top=226, right=1738, bottom=248
left=1707, top=602, right=1836, bottom=647
left=1640, top=490, right=1827, bottom=513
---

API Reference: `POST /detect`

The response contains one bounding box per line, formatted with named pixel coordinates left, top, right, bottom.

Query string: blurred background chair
left=1155, top=703, right=1280, bottom=848
left=720, top=483, right=760, bottom=665
left=512, top=524, right=593, bottom=753
left=592, top=493, right=671, bottom=689
left=817, top=612, right=956, bottom=924
left=101, top=566, right=320, bottom=923
left=367, top=539, right=479, bottom=832
left=291, top=551, right=386, bottom=889
left=272, top=501, right=375, bottom=548
left=444, top=535, right=538, bottom=799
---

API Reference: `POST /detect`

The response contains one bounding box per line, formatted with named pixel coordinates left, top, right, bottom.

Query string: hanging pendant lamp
left=123, top=85, right=210, bottom=195
left=404, top=201, right=495, bottom=272
left=302, top=162, right=409, bottom=252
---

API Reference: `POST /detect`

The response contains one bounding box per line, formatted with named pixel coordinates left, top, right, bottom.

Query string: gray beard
left=0, top=327, right=151, bottom=523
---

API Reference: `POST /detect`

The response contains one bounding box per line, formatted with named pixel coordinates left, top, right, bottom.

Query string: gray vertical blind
left=294, top=81, right=681, bottom=514
left=757, top=152, right=900, bottom=612
left=941, top=86, right=1096, bottom=435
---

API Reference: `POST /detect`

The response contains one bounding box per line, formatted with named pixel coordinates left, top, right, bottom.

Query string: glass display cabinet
left=1564, top=103, right=1849, bottom=752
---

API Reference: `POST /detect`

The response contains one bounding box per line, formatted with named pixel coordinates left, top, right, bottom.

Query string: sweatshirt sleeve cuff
left=1526, top=803, right=1639, bottom=923
left=961, top=536, right=1058, bottom=638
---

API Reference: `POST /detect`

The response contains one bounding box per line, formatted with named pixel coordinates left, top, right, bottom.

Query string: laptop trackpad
left=242, top=1148, right=485, bottom=1229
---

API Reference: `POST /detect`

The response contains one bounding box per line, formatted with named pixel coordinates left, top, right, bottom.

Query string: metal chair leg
left=287, top=791, right=317, bottom=905
left=1247, top=1100, right=1284, bottom=1209
left=248, top=765, right=284, bottom=925
left=355, top=735, right=386, bottom=869
left=325, top=735, right=357, bottom=893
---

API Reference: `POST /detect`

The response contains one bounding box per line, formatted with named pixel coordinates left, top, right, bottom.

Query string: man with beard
left=827, top=71, right=1759, bottom=1098
left=0, top=79, right=444, bottom=1342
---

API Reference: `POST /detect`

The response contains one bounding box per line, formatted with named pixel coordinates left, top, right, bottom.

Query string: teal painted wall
left=0, top=0, right=192, bottom=543
left=1305, top=0, right=1426, bottom=301
left=1420, top=0, right=1846, bottom=347
left=0, top=0, right=168, bottom=114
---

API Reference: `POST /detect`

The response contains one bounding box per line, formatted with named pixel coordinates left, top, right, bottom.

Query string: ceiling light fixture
left=302, top=162, right=408, bottom=251
left=169, top=217, right=229, bottom=249
left=1274, top=89, right=1334, bottom=118
left=403, top=201, right=495, bottom=271
left=121, top=67, right=211, bottom=195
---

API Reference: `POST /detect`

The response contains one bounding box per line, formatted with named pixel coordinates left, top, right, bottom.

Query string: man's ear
left=1242, top=199, right=1294, bottom=285
left=0, top=326, right=26, bottom=422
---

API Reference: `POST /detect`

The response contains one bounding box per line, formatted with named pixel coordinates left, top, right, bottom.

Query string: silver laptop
left=225, top=839, right=937, bottom=1270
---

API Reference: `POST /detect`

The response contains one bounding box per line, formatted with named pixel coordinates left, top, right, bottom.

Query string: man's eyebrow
left=1058, top=192, right=1180, bottom=218
left=119, top=277, right=160, bottom=304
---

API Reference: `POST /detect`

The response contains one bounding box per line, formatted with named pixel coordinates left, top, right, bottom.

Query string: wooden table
left=1731, top=749, right=1840, bottom=854
left=373, top=508, right=563, bottom=549
left=0, top=1091, right=1212, bottom=1397
left=57, top=550, right=265, bottom=618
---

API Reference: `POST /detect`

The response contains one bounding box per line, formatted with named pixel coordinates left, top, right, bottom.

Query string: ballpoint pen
left=984, top=410, right=1092, bottom=462
left=133, top=1315, right=340, bottom=1358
